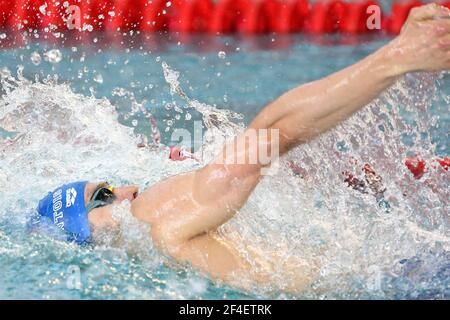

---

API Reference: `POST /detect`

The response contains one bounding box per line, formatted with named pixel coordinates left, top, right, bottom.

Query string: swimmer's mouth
left=133, top=192, right=138, bottom=200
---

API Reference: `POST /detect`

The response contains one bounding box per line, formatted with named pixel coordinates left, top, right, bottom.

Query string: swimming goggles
left=86, top=183, right=116, bottom=213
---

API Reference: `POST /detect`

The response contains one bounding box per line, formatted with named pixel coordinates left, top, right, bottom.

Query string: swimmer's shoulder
left=130, top=171, right=197, bottom=225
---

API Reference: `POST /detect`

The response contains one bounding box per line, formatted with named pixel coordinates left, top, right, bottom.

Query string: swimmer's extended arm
left=134, top=4, right=450, bottom=248
left=248, top=4, right=450, bottom=153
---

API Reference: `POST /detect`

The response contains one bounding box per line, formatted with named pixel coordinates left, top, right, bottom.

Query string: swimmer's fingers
left=432, top=19, right=450, bottom=37
left=413, top=19, right=450, bottom=37
left=401, top=4, right=450, bottom=35
left=395, top=4, right=450, bottom=72
left=409, top=3, right=450, bottom=21
left=439, top=35, right=450, bottom=50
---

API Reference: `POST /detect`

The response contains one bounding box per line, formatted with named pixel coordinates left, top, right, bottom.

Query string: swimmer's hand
left=388, top=3, right=450, bottom=73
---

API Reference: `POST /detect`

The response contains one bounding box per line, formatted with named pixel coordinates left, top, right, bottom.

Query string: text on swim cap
left=52, top=189, right=65, bottom=229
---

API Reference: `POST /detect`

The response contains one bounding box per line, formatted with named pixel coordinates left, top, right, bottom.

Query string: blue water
left=0, top=31, right=449, bottom=299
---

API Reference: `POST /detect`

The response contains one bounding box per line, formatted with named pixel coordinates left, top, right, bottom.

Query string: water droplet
left=112, top=87, right=127, bottom=97
left=30, top=51, right=42, bottom=66
left=44, top=49, right=62, bottom=64
left=83, top=24, right=94, bottom=32
left=93, top=74, right=103, bottom=84
left=132, top=120, right=138, bottom=127
left=39, top=3, right=47, bottom=15
left=218, top=51, right=226, bottom=59
left=0, top=33, right=6, bottom=40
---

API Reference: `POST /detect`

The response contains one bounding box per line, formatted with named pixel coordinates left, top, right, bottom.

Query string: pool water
left=0, top=30, right=449, bottom=299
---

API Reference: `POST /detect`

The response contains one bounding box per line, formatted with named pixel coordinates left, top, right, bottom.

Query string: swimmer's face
left=84, top=182, right=139, bottom=232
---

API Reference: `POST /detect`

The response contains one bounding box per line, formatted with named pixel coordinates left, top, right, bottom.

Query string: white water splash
left=0, top=64, right=448, bottom=299
left=160, top=65, right=449, bottom=298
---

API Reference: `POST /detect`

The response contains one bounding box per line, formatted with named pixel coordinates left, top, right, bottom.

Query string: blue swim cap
left=30, top=181, right=91, bottom=245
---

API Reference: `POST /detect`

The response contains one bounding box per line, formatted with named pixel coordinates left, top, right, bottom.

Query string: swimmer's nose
left=113, top=185, right=139, bottom=203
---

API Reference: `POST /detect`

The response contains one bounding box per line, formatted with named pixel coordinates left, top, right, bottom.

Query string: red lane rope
left=0, top=1, right=449, bottom=34
left=169, top=0, right=214, bottom=33
left=271, top=0, right=309, bottom=33
left=142, top=0, right=172, bottom=31
left=303, top=1, right=329, bottom=34
left=340, top=0, right=381, bottom=34
left=78, top=0, right=115, bottom=31
left=387, top=0, right=422, bottom=34
left=235, top=0, right=271, bottom=34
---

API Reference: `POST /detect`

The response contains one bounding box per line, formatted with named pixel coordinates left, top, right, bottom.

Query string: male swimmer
left=31, top=4, right=450, bottom=293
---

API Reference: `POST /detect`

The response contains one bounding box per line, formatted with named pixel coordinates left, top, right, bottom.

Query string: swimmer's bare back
left=130, top=4, right=450, bottom=293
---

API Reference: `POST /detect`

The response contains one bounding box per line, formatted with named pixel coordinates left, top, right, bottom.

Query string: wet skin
left=85, top=4, right=450, bottom=293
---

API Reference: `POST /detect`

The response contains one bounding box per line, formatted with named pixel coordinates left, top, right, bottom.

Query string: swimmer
left=31, top=4, right=450, bottom=293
